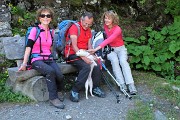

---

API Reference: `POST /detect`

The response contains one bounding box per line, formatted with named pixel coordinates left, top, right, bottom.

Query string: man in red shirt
left=65, top=12, right=106, bottom=102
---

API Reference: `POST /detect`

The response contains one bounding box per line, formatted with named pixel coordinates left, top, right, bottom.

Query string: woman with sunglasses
left=19, top=7, right=65, bottom=109
left=88, top=10, right=137, bottom=95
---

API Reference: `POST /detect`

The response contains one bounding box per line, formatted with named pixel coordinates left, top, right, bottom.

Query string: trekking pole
left=101, top=71, right=120, bottom=103
left=101, top=62, right=132, bottom=100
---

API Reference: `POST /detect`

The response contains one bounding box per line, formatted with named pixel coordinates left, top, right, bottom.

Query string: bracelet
left=21, top=63, right=27, bottom=67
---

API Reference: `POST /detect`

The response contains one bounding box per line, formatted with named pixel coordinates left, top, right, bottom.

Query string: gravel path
left=0, top=86, right=135, bottom=120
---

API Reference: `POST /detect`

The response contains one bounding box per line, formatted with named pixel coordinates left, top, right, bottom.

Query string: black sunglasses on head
left=40, top=14, right=52, bottom=18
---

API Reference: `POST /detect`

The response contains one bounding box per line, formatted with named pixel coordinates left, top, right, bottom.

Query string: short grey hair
left=81, top=11, right=93, bottom=20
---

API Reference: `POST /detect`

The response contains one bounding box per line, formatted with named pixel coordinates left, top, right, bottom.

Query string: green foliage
left=139, top=0, right=146, bottom=5
left=0, top=54, right=16, bottom=73
left=8, top=4, right=36, bottom=36
left=0, top=72, right=32, bottom=103
left=0, top=54, right=31, bottom=103
left=63, top=73, right=77, bottom=91
left=69, top=0, right=83, bottom=6
left=165, top=0, right=180, bottom=16
left=124, top=21, right=180, bottom=79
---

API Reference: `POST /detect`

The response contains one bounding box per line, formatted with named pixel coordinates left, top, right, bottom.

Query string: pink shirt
left=28, top=25, right=54, bottom=63
left=99, top=25, right=124, bottom=48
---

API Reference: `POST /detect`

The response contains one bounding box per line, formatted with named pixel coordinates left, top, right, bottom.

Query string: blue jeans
left=32, top=60, right=64, bottom=100
left=68, top=54, right=102, bottom=92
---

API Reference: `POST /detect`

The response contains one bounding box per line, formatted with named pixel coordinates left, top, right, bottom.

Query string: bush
left=124, top=20, right=180, bottom=80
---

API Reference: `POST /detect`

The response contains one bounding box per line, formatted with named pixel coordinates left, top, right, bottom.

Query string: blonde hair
left=102, top=10, right=119, bottom=25
left=36, top=7, right=54, bottom=21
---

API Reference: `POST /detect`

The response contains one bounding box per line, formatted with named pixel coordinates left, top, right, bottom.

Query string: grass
left=127, top=100, right=154, bottom=120
left=133, top=70, right=180, bottom=106
left=126, top=70, right=180, bottom=120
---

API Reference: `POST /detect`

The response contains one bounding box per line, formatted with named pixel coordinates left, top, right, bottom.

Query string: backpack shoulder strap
left=49, top=29, right=54, bottom=40
left=49, top=29, right=54, bottom=47
left=34, top=26, right=41, bottom=42
left=73, top=22, right=80, bottom=36
left=33, top=26, right=43, bottom=53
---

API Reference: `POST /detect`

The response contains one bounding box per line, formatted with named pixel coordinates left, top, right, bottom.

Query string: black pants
left=68, top=54, right=102, bottom=92
left=32, top=60, right=64, bottom=100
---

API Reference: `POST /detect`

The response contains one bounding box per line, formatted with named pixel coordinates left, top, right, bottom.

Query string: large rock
left=0, top=38, right=5, bottom=55
left=2, top=36, right=25, bottom=60
left=0, top=4, right=11, bottom=23
left=0, top=22, right=12, bottom=37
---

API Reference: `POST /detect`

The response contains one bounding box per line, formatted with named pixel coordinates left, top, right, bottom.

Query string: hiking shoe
left=93, top=87, right=106, bottom=98
left=128, top=83, right=137, bottom=95
left=70, top=91, right=79, bottom=102
left=49, top=98, right=65, bottom=109
left=119, top=84, right=128, bottom=92
left=58, top=92, right=65, bottom=102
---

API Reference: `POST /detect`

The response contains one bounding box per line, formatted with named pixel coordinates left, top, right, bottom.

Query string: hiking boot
left=119, top=84, right=128, bottom=92
left=128, top=83, right=137, bottom=95
left=93, top=87, right=106, bottom=98
left=58, top=92, right=65, bottom=102
left=70, top=91, right=79, bottom=102
left=49, top=98, right=65, bottom=109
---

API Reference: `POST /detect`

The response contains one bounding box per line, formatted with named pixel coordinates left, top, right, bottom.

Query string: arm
left=99, top=26, right=121, bottom=48
left=70, top=35, right=92, bottom=64
left=18, top=47, right=31, bottom=71
left=19, top=27, right=37, bottom=71
left=70, top=35, right=79, bottom=53
left=88, top=38, right=92, bottom=49
left=87, top=45, right=102, bottom=54
left=88, top=26, right=121, bottom=53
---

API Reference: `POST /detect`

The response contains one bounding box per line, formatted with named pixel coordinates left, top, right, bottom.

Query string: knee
left=119, top=59, right=128, bottom=65
left=47, top=68, right=56, bottom=76
left=111, top=58, right=119, bottom=64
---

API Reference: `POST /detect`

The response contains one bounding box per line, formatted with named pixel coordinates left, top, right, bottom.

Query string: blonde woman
left=88, top=10, right=137, bottom=95
left=19, top=7, right=65, bottom=109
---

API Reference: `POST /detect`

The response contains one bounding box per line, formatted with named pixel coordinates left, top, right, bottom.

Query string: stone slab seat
left=8, top=63, right=77, bottom=82
left=2, top=35, right=78, bottom=101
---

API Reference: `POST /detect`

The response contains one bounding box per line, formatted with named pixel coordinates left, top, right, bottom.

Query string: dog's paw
left=90, top=93, right=94, bottom=97
left=86, top=97, right=89, bottom=99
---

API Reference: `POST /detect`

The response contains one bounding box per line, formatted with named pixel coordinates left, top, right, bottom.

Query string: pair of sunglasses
left=40, top=14, right=52, bottom=18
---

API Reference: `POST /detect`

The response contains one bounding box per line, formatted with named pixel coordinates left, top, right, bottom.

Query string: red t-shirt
left=64, top=22, right=92, bottom=56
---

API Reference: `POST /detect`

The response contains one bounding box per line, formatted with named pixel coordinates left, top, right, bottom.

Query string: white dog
left=76, top=49, right=97, bottom=99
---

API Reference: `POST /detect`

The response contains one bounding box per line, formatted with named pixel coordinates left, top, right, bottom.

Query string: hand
left=92, top=55, right=98, bottom=61
left=87, top=49, right=96, bottom=54
left=18, top=64, right=27, bottom=71
left=81, top=56, right=92, bottom=64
